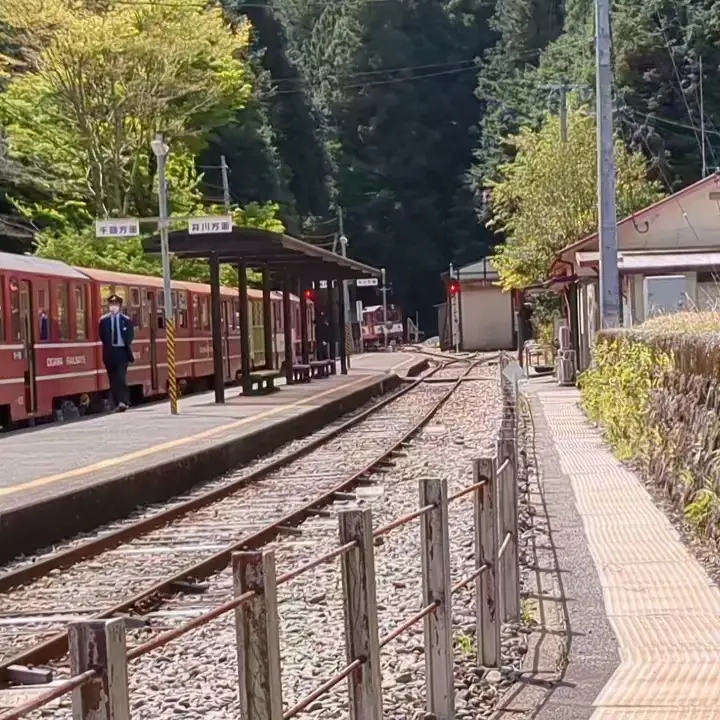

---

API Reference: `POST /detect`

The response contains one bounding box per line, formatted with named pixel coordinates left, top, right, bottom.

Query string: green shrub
left=580, top=324, right=720, bottom=539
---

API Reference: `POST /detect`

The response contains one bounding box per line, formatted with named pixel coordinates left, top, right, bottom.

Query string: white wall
left=460, top=286, right=514, bottom=350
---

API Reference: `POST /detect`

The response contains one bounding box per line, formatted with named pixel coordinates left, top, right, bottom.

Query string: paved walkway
left=537, top=385, right=720, bottom=719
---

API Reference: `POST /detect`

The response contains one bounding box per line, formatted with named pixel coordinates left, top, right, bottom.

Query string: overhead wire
left=619, top=113, right=703, bottom=244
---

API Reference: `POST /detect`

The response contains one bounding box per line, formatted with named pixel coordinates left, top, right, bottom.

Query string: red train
left=361, top=304, right=404, bottom=350
left=0, top=253, right=314, bottom=428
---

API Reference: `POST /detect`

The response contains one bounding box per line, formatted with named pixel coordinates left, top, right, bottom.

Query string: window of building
left=55, top=282, right=70, bottom=340
left=74, top=285, right=88, bottom=339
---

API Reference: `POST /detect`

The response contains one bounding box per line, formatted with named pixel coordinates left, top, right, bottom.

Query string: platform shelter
left=147, top=226, right=382, bottom=402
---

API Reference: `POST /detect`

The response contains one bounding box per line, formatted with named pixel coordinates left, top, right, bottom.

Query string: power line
left=272, top=63, right=479, bottom=94
left=619, top=114, right=702, bottom=244
left=270, top=58, right=478, bottom=86
left=655, top=11, right=705, bottom=163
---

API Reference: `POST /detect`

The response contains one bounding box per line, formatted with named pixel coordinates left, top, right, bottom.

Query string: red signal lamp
left=448, top=281, right=461, bottom=296
left=304, top=288, right=318, bottom=303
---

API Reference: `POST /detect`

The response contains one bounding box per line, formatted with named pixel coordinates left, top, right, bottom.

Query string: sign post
left=95, top=173, right=234, bottom=415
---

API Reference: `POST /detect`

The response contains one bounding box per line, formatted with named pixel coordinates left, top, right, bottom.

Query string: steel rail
left=0, top=358, right=483, bottom=682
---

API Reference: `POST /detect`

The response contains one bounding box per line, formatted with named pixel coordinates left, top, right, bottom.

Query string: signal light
left=304, top=288, right=317, bottom=302
left=448, top=281, right=461, bottom=296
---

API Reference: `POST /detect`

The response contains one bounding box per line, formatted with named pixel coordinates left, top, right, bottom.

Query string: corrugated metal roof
left=0, top=252, right=90, bottom=280
left=575, top=251, right=720, bottom=272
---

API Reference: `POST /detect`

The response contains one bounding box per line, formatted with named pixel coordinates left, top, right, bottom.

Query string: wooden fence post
left=233, top=550, right=283, bottom=720
left=419, top=477, right=454, bottom=718
left=474, top=457, right=501, bottom=668
left=497, top=433, right=520, bottom=623
left=339, top=507, right=383, bottom=720
left=68, top=618, right=129, bottom=720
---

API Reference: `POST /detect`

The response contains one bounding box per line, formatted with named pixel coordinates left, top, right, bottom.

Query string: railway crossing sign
left=95, top=219, right=140, bottom=238
left=188, top=215, right=233, bottom=235
left=356, top=277, right=379, bottom=287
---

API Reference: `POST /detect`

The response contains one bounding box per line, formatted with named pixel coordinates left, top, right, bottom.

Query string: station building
left=549, top=171, right=720, bottom=371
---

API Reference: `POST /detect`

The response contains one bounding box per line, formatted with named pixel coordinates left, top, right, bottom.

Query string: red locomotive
left=0, top=253, right=314, bottom=428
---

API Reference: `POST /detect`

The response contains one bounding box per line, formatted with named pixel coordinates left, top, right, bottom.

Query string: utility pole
left=596, top=0, right=621, bottom=327
left=700, top=57, right=707, bottom=177
left=559, top=85, right=568, bottom=143
left=381, top=268, right=388, bottom=351
left=221, top=155, right=232, bottom=209
left=150, top=134, right=178, bottom=415
left=338, top=206, right=352, bottom=363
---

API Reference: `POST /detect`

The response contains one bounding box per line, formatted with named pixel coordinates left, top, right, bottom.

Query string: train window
left=74, top=285, right=88, bottom=339
left=0, top=276, right=4, bottom=342
left=142, top=290, right=151, bottom=327
left=100, top=285, right=114, bottom=313
left=55, top=282, right=70, bottom=340
left=127, top=286, right=141, bottom=328
left=177, top=291, right=189, bottom=329
left=37, top=287, right=50, bottom=341
left=192, top=295, right=200, bottom=330
left=232, top=300, right=238, bottom=330
left=9, top=279, right=20, bottom=341
left=201, top=297, right=210, bottom=331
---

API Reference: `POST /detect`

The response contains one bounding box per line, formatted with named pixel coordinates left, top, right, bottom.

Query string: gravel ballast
left=13, top=371, right=536, bottom=720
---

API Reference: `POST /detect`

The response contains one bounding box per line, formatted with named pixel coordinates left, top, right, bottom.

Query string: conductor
left=99, top=294, right=135, bottom=412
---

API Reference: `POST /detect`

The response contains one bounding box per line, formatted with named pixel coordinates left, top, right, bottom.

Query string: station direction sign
left=356, top=277, right=379, bottom=287
left=95, top=218, right=140, bottom=238
left=188, top=215, right=233, bottom=235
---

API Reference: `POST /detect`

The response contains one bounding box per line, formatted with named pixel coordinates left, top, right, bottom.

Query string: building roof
left=552, top=172, right=720, bottom=272
left=0, top=252, right=89, bottom=280
left=575, top=250, right=720, bottom=273
left=440, top=256, right=500, bottom=282
left=147, top=226, right=382, bottom=281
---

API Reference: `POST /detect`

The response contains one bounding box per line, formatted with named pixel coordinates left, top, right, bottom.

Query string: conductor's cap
left=107, top=294, right=123, bottom=304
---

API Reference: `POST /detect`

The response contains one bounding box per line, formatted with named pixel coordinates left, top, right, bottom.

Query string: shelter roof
left=146, top=226, right=382, bottom=280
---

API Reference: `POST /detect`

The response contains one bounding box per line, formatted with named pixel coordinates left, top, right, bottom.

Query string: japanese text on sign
left=356, top=277, right=379, bottom=287
left=95, top=219, right=140, bottom=238
left=188, top=215, right=233, bottom=235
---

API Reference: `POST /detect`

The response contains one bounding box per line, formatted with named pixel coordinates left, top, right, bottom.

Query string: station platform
left=0, top=352, right=426, bottom=562
left=521, top=380, right=720, bottom=719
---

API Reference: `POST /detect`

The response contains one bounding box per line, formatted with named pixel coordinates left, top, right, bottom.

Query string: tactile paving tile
left=609, top=615, right=720, bottom=662
left=594, top=661, right=720, bottom=707
left=537, top=389, right=720, bottom=718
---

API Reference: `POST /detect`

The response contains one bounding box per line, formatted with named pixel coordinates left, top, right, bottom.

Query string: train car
left=0, top=254, right=99, bottom=426
left=0, top=252, right=316, bottom=428
left=361, top=304, right=404, bottom=350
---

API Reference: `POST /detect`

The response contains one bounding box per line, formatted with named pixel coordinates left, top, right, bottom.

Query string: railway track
left=0, top=356, right=490, bottom=692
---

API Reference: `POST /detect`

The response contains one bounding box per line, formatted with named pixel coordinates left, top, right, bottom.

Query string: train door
left=13, top=279, right=37, bottom=416
left=146, top=290, right=159, bottom=391
left=222, top=299, right=232, bottom=380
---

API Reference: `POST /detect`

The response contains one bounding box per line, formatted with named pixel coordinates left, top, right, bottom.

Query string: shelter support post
left=238, top=261, right=252, bottom=395
left=282, top=275, right=294, bottom=384
left=328, top=281, right=337, bottom=363
left=314, top=281, right=323, bottom=360
left=262, top=268, right=273, bottom=369
left=210, top=252, right=225, bottom=404
left=338, top=279, right=348, bottom=374
left=299, top=279, right=310, bottom=364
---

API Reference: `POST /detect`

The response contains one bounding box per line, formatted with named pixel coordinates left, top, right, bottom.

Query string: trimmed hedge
left=580, top=316, right=720, bottom=539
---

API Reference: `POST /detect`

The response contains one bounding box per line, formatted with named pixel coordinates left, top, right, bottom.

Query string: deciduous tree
left=488, top=108, right=663, bottom=290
